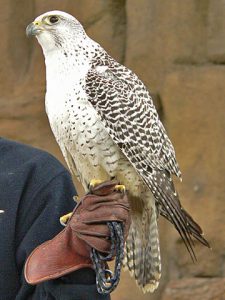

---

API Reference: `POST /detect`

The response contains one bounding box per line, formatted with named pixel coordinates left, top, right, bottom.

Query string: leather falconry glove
left=24, top=180, right=131, bottom=285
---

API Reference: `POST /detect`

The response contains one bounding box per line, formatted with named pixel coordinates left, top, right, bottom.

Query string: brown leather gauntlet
left=24, top=181, right=130, bottom=285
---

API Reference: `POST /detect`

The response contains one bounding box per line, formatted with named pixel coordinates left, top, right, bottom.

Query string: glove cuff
left=24, top=226, right=93, bottom=285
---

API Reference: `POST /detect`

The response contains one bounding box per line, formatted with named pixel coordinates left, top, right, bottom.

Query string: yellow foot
left=89, top=179, right=103, bottom=188
left=60, top=212, right=73, bottom=226
left=73, top=195, right=79, bottom=202
left=115, top=184, right=126, bottom=193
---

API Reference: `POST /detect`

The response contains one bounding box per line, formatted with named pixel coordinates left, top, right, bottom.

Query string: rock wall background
left=0, top=1, right=224, bottom=299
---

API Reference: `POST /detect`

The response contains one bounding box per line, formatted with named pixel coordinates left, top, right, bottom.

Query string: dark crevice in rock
left=174, top=60, right=225, bottom=67
left=116, top=0, right=127, bottom=65
left=110, top=0, right=127, bottom=64
left=152, top=93, right=164, bottom=122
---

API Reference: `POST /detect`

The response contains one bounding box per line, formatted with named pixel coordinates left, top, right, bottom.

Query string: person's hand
left=24, top=180, right=131, bottom=285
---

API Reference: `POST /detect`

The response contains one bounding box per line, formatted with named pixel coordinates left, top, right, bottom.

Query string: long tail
left=149, top=169, right=210, bottom=261
left=123, top=204, right=161, bottom=293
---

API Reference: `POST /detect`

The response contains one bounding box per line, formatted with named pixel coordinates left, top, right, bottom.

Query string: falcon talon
left=89, top=179, right=103, bottom=188
left=73, top=195, right=79, bottom=202
left=60, top=212, right=73, bottom=226
left=114, top=184, right=126, bottom=193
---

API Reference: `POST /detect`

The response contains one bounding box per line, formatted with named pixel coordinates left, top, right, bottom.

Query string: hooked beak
left=26, top=21, right=43, bottom=37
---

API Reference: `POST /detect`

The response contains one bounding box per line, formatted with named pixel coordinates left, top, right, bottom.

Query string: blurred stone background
left=0, top=0, right=225, bottom=299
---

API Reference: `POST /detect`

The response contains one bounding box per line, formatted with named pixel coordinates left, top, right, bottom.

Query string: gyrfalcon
left=26, top=11, right=210, bottom=293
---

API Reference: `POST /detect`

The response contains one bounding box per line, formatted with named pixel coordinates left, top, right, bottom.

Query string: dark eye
left=49, top=16, right=59, bottom=24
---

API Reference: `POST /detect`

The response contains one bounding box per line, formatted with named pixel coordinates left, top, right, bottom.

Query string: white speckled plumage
left=29, top=10, right=210, bottom=293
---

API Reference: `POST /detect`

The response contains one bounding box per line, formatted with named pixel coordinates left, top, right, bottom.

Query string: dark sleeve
left=15, top=170, right=110, bottom=300
left=33, top=270, right=110, bottom=300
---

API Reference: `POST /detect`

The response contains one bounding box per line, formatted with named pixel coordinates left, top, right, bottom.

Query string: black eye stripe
left=49, top=16, right=59, bottom=24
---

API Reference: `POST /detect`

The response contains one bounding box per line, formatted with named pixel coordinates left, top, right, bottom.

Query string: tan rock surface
left=161, top=66, right=225, bottom=283
left=207, top=0, right=225, bottom=63
left=125, top=0, right=208, bottom=91
left=162, top=278, right=225, bottom=300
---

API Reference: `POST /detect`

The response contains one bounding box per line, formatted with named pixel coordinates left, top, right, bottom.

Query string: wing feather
left=84, top=53, right=210, bottom=258
left=85, top=54, right=181, bottom=178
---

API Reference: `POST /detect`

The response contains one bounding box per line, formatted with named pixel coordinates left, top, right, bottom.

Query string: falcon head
left=26, top=11, right=86, bottom=53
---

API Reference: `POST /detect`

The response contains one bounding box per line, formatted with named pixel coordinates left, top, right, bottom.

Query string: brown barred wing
left=85, top=67, right=210, bottom=259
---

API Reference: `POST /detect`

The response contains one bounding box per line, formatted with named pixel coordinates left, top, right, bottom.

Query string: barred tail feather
left=142, top=207, right=161, bottom=293
left=148, top=170, right=210, bottom=261
left=123, top=206, right=161, bottom=293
